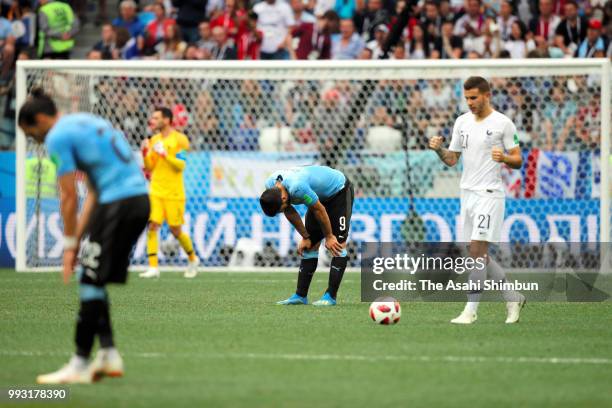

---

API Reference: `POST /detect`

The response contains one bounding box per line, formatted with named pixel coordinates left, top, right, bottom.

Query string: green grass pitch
left=1, top=269, right=611, bottom=408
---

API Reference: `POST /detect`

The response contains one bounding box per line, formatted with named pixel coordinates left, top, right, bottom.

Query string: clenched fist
left=491, top=147, right=505, bottom=163
left=429, top=136, right=444, bottom=151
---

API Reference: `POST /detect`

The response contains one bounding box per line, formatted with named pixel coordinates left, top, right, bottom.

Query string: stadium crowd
left=0, top=0, right=609, bottom=149
left=88, top=0, right=611, bottom=60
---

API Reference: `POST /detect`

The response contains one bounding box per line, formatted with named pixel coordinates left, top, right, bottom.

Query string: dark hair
left=18, top=88, right=57, bottom=126
left=155, top=106, right=173, bottom=121
left=259, top=187, right=283, bottom=216
left=463, top=76, right=491, bottom=93
left=512, top=20, right=528, bottom=40
left=565, top=0, right=577, bottom=8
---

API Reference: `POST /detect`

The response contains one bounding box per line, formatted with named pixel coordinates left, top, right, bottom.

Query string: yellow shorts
left=150, top=196, right=185, bottom=226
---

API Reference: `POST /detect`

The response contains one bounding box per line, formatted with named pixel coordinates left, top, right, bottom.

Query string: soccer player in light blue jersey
left=18, top=89, right=150, bottom=384
left=260, top=165, right=354, bottom=306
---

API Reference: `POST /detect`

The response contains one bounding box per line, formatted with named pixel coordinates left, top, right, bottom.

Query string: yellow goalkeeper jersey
left=144, top=130, right=190, bottom=200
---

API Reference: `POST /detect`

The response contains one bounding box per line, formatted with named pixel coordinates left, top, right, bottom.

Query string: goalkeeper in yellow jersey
left=139, top=107, right=199, bottom=279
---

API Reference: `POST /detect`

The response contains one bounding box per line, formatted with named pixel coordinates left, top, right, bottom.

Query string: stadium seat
left=365, top=126, right=402, bottom=152
left=259, top=126, right=294, bottom=152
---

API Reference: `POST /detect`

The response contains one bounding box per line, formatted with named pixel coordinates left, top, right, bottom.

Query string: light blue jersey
left=45, top=113, right=148, bottom=204
left=265, top=165, right=346, bottom=207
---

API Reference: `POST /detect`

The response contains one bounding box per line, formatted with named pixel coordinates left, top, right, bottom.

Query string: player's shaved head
left=260, top=187, right=283, bottom=216
left=463, top=76, right=491, bottom=94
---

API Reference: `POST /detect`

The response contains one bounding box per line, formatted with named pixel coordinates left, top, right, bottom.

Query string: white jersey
left=448, top=110, right=519, bottom=197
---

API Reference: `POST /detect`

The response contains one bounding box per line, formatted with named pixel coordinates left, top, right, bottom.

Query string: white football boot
left=184, top=257, right=200, bottom=279
left=450, top=310, right=478, bottom=324
left=90, top=348, right=124, bottom=380
left=37, top=355, right=93, bottom=384
left=139, top=267, right=160, bottom=278
left=505, top=294, right=526, bottom=324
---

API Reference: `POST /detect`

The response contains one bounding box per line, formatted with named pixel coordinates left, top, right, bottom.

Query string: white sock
left=70, top=355, right=89, bottom=370
left=101, top=347, right=119, bottom=358
left=488, top=258, right=521, bottom=302
left=464, top=300, right=480, bottom=314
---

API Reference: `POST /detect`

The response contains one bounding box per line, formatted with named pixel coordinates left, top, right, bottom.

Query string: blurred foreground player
left=18, top=89, right=149, bottom=383
left=260, top=166, right=354, bottom=306
left=139, top=107, right=199, bottom=279
left=429, top=76, right=525, bottom=324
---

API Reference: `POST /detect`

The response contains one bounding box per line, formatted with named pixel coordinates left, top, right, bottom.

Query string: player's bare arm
left=429, top=135, right=461, bottom=167
left=283, top=204, right=309, bottom=239
left=75, top=176, right=98, bottom=242
left=57, top=172, right=79, bottom=283
left=492, top=146, right=522, bottom=169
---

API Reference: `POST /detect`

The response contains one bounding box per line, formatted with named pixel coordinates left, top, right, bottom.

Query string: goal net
left=15, top=60, right=610, bottom=271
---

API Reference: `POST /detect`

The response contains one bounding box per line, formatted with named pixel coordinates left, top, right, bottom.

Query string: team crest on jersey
left=485, top=129, right=503, bottom=148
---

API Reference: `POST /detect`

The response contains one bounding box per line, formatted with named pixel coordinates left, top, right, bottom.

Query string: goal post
left=14, top=59, right=610, bottom=272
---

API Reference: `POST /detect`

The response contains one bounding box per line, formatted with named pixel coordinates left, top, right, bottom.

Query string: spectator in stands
left=575, top=88, right=600, bottom=149
left=92, top=23, right=115, bottom=59
left=7, top=0, right=36, bottom=49
left=113, top=26, right=139, bottom=59
left=496, top=0, right=518, bottom=41
left=505, top=81, right=541, bottom=148
left=141, top=3, right=175, bottom=56
left=528, top=0, right=561, bottom=45
left=331, top=18, right=364, bottom=58
left=353, top=0, right=389, bottom=42
left=0, top=15, right=15, bottom=79
left=197, top=21, right=215, bottom=56
left=189, top=89, right=220, bottom=149
left=236, top=11, right=262, bottom=59
left=334, top=0, right=356, bottom=19
left=210, top=0, right=247, bottom=40
left=554, top=0, right=588, bottom=56
left=172, top=0, right=208, bottom=43
left=575, top=18, right=606, bottom=56
left=292, top=0, right=316, bottom=24
left=421, top=1, right=443, bottom=41
left=438, top=0, right=458, bottom=23
left=366, top=23, right=387, bottom=58
left=293, top=8, right=332, bottom=59
left=543, top=84, right=577, bottom=151
left=313, top=0, right=336, bottom=17
left=113, top=0, right=144, bottom=38
left=183, top=44, right=205, bottom=59
left=87, top=49, right=104, bottom=59
left=406, top=23, right=432, bottom=58
left=436, top=19, right=463, bottom=58
left=453, top=0, right=486, bottom=54
left=503, top=20, right=535, bottom=57
left=37, top=0, right=79, bottom=59
left=516, top=0, right=538, bottom=25
left=210, top=25, right=237, bottom=59
left=391, top=40, right=406, bottom=58
left=253, top=0, right=295, bottom=59
left=155, top=23, right=187, bottom=59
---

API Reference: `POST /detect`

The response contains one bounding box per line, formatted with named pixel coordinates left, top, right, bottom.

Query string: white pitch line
left=2, top=350, right=611, bottom=366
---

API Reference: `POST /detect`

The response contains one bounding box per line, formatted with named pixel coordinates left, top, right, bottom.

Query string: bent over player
left=139, top=107, right=199, bottom=279
left=259, top=165, right=354, bottom=306
left=429, top=76, right=525, bottom=324
left=18, top=89, right=149, bottom=383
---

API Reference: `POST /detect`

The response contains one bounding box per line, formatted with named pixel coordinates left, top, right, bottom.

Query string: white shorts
left=460, top=189, right=505, bottom=243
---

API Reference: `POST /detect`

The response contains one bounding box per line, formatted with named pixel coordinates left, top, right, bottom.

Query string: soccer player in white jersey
left=429, top=76, right=526, bottom=324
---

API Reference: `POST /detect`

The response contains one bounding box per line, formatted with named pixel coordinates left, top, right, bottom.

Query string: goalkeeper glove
left=153, top=141, right=167, bottom=158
